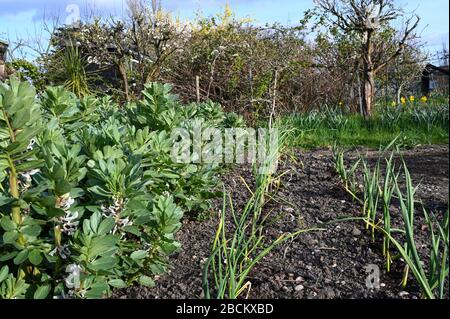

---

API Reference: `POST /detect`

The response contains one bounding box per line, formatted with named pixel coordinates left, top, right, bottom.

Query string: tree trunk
left=396, top=83, right=404, bottom=104
left=195, top=75, right=201, bottom=102
left=362, top=69, right=375, bottom=118
left=361, top=31, right=375, bottom=118
left=118, top=63, right=130, bottom=102
left=0, top=63, right=6, bottom=81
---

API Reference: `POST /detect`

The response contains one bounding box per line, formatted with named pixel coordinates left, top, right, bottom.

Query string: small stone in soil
left=295, top=276, right=304, bottom=283
left=295, top=285, right=304, bottom=292
left=352, top=227, right=362, bottom=236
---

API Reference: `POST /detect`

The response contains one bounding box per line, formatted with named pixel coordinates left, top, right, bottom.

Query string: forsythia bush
left=0, top=79, right=228, bottom=299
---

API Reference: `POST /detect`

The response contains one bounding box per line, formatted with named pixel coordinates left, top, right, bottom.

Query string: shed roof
left=424, top=63, right=449, bottom=76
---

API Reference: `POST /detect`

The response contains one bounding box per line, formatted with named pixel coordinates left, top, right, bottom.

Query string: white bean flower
left=58, top=211, right=80, bottom=236
left=56, top=193, right=75, bottom=211
left=19, top=169, right=40, bottom=192
left=49, top=244, right=72, bottom=259
left=27, top=138, right=36, bottom=151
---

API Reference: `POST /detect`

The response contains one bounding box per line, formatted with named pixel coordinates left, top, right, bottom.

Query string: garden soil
left=113, top=145, right=449, bottom=299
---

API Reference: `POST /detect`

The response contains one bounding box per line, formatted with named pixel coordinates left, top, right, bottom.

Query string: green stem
left=2, top=109, right=16, bottom=143
left=3, top=110, right=23, bottom=229
left=7, top=156, right=22, bottom=225
left=402, top=264, right=410, bottom=288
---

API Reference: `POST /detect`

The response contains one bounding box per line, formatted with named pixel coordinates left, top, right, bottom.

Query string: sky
left=0, top=0, right=448, bottom=61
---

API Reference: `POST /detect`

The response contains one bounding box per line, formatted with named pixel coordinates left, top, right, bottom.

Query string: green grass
left=202, top=128, right=322, bottom=299
left=333, top=147, right=449, bottom=299
left=278, top=103, right=449, bottom=149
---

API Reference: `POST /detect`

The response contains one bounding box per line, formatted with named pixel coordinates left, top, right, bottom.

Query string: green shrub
left=8, top=60, right=46, bottom=92
left=0, top=79, right=225, bottom=299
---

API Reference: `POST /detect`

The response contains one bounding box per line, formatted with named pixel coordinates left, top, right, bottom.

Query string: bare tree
left=127, top=0, right=188, bottom=93
left=438, top=43, right=449, bottom=67
left=386, top=44, right=426, bottom=103
left=6, top=10, right=62, bottom=62
left=315, top=0, right=420, bottom=117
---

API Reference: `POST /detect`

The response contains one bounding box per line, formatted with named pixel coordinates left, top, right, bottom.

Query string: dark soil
left=113, top=145, right=449, bottom=299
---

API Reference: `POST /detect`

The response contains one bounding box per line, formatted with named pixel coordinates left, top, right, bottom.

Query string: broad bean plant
left=0, top=79, right=232, bottom=299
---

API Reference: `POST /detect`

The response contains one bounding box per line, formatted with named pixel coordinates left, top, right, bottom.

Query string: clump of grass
left=334, top=145, right=449, bottom=299
left=333, top=146, right=361, bottom=202
left=62, top=43, right=91, bottom=97
left=202, top=128, right=322, bottom=299
left=371, top=162, right=449, bottom=299
left=381, top=152, right=397, bottom=272
left=361, top=157, right=381, bottom=241
left=281, top=102, right=449, bottom=149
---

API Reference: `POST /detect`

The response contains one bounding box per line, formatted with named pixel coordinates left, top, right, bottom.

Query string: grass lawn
left=279, top=105, right=449, bottom=149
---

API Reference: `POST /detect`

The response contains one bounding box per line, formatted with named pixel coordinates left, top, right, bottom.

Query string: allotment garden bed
left=114, top=145, right=449, bottom=299
left=1, top=79, right=448, bottom=299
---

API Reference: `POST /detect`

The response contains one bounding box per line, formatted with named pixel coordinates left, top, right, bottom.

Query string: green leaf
left=88, top=185, right=112, bottom=198
left=9, top=278, right=30, bottom=299
left=88, top=235, right=118, bottom=259
left=161, top=171, right=180, bottom=179
left=3, top=231, right=19, bottom=244
left=123, top=225, right=141, bottom=236
left=55, top=179, right=72, bottom=196
left=160, top=241, right=181, bottom=255
left=134, top=215, right=152, bottom=226
left=89, top=256, right=118, bottom=271
left=39, top=196, right=56, bottom=207
left=15, top=160, right=44, bottom=173
left=108, top=279, right=127, bottom=289
left=126, top=199, right=148, bottom=211
left=52, top=165, right=66, bottom=181
left=84, top=282, right=109, bottom=299
left=6, top=141, right=27, bottom=154
left=0, top=265, right=9, bottom=283
left=13, top=249, right=29, bottom=265
left=97, top=218, right=115, bottom=235
left=15, top=126, right=41, bottom=144
left=0, top=216, right=16, bottom=232
left=21, top=224, right=42, bottom=237
left=138, top=275, right=155, bottom=288
left=28, top=249, right=43, bottom=266
left=34, top=284, right=51, bottom=299
left=149, top=263, right=167, bottom=275
left=0, top=251, right=18, bottom=261
left=130, top=250, right=148, bottom=260
left=45, top=207, right=66, bottom=218
left=12, top=108, right=31, bottom=129
left=89, top=212, right=101, bottom=233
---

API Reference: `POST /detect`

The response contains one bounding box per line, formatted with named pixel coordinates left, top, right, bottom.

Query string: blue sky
left=0, top=0, right=448, bottom=60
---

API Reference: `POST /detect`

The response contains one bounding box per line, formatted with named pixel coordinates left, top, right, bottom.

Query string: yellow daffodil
left=409, top=95, right=415, bottom=103
left=401, top=97, right=406, bottom=104
left=391, top=101, right=397, bottom=107
left=339, top=101, right=344, bottom=107
left=420, top=96, right=428, bottom=103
